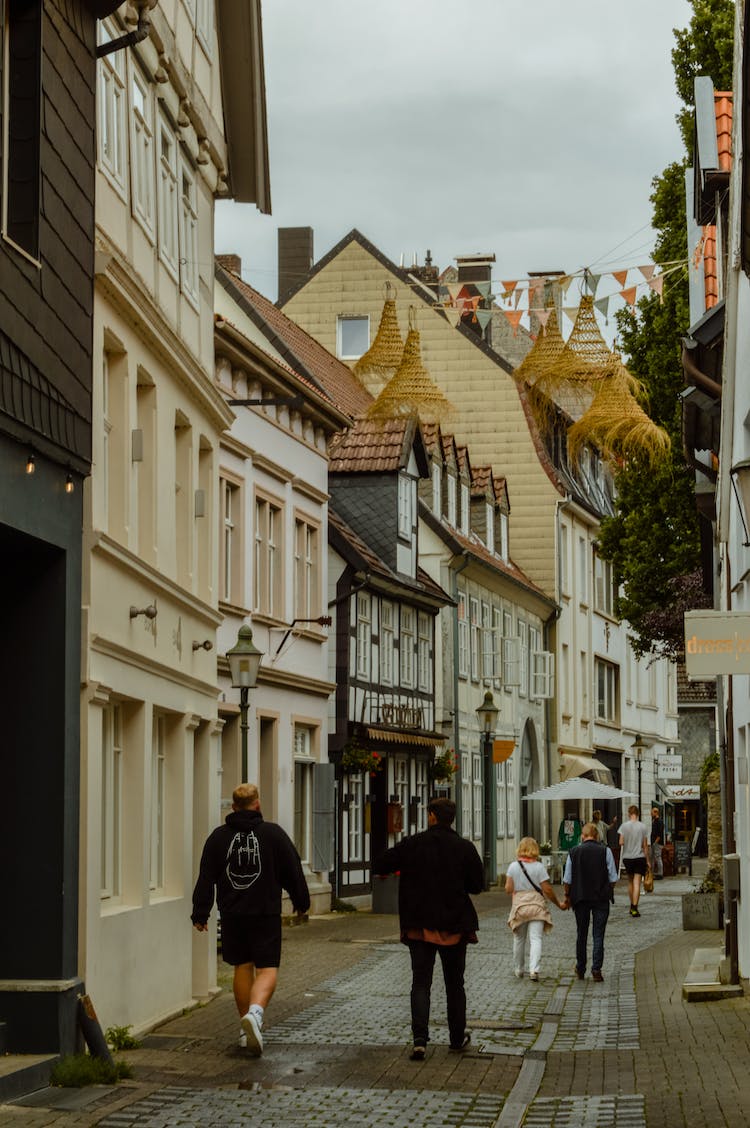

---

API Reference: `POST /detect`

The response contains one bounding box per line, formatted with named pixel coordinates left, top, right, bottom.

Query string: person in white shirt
left=619, top=805, right=650, bottom=917
left=505, top=837, right=566, bottom=981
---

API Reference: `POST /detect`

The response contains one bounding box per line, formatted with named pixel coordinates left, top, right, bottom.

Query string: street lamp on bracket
left=226, top=625, right=264, bottom=783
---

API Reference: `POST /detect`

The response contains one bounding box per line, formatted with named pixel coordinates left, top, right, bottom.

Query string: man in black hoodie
left=192, top=783, right=310, bottom=1055
left=373, top=797, right=484, bottom=1061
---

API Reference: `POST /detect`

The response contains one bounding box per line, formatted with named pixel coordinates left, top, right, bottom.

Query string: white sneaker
left=240, top=1010, right=263, bottom=1056
left=529, top=972, right=539, bottom=982
left=514, top=969, right=524, bottom=979
left=238, top=1029, right=247, bottom=1049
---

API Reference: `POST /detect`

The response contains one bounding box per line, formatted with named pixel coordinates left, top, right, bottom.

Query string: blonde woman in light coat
left=505, top=837, right=567, bottom=981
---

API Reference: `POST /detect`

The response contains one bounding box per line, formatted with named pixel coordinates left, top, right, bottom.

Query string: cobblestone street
left=4, top=875, right=750, bottom=1127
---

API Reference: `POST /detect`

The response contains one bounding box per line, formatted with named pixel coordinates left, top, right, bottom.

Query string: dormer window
left=499, top=512, right=509, bottom=562
left=460, top=482, right=470, bottom=535
left=398, top=473, right=412, bottom=538
left=447, top=474, right=457, bottom=527
left=486, top=503, right=495, bottom=551
left=432, top=462, right=442, bottom=515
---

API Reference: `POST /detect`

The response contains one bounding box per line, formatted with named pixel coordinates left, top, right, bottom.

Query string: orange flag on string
left=502, top=280, right=518, bottom=297
left=503, top=309, right=524, bottom=335
left=612, top=269, right=629, bottom=288
left=620, top=285, right=638, bottom=309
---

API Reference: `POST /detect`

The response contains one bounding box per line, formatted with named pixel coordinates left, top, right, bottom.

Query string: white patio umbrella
left=523, top=777, right=635, bottom=802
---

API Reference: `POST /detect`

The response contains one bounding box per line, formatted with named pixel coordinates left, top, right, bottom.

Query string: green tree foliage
left=597, top=0, right=734, bottom=661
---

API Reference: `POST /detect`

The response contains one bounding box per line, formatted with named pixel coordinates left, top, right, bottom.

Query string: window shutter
left=502, top=637, right=521, bottom=686
left=531, top=651, right=556, bottom=699
left=311, top=763, right=335, bottom=872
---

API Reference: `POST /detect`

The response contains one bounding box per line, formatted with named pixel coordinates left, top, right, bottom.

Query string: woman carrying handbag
left=505, top=837, right=567, bottom=981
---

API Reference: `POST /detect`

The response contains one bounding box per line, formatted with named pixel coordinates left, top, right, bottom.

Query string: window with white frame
left=460, top=482, right=470, bottom=536
left=417, top=612, right=431, bottom=692
left=499, top=512, right=509, bottom=562
left=531, top=649, right=555, bottom=699
left=398, top=473, right=412, bottom=538
left=495, top=761, right=506, bottom=837
left=595, top=658, right=619, bottom=723
left=594, top=553, right=615, bottom=617
left=470, top=597, right=480, bottom=680
left=580, top=650, right=589, bottom=718
left=431, top=462, right=441, bottom=515
left=415, top=759, right=429, bottom=830
left=481, top=602, right=493, bottom=681
left=492, top=607, right=502, bottom=686
left=130, top=65, right=155, bottom=233
left=293, top=725, right=315, bottom=866
left=196, top=0, right=213, bottom=51
left=254, top=495, right=282, bottom=618
left=506, top=754, right=516, bottom=838
left=179, top=159, right=199, bottom=304
left=220, top=476, right=242, bottom=605
left=97, top=21, right=126, bottom=190
left=578, top=535, right=588, bottom=604
left=559, top=524, right=569, bottom=594
left=392, top=757, right=409, bottom=841
left=347, top=774, right=363, bottom=860
left=461, top=751, right=472, bottom=838
left=400, top=607, right=415, bottom=687
left=486, top=503, right=495, bottom=551
left=519, top=620, right=528, bottom=697
left=529, top=625, right=540, bottom=698
left=149, top=714, right=166, bottom=892
left=356, top=592, right=371, bottom=679
left=457, top=592, right=469, bottom=678
left=472, top=753, right=482, bottom=841
left=502, top=609, right=514, bottom=691
left=294, top=516, right=319, bottom=619
left=337, top=315, right=369, bottom=359
left=101, top=703, right=122, bottom=899
left=447, top=474, right=457, bottom=526
left=380, top=600, right=394, bottom=684
left=157, top=113, right=179, bottom=275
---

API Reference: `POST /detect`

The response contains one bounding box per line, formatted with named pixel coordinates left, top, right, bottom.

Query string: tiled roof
left=329, top=416, right=414, bottom=473
left=328, top=508, right=451, bottom=605
left=677, top=661, right=717, bottom=705
left=215, top=262, right=373, bottom=420
left=471, top=466, right=492, bottom=496
left=703, top=92, right=733, bottom=311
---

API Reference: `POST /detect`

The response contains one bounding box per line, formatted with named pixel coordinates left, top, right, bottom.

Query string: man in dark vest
left=562, top=821, right=618, bottom=981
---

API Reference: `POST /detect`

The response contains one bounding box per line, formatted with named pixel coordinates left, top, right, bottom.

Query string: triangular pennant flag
left=444, top=305, right=461, bottom=327
left=476, top=308, right=492, bottom=331
left=475, top=281, right=491, bottom=298
left=563, top=305, right=580, bottom=324
left=503, top=309, right=524, bottom=335
left=513, top=288, right=523, bottom=309
left=558, top=274, right=574, bottom=296
left=585, top=273, right=601, bottom=296
left=648, top=274, right=664, bottom=300
left=612, top=269, right=629, bottom=288
left=502, top=280, right=518, bottom=297
left=594, top=296, right=610, bottom=321
left=638, top=263, right=655, bottom=282
left=620, top=285, right=638, bottom=309
left=535, top=309, right=551, bottom=330
left=447, top=283, right=463, bottom=301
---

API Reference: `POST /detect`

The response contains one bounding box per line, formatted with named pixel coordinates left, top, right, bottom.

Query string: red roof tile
left=329, top=416, right=412, bottom=473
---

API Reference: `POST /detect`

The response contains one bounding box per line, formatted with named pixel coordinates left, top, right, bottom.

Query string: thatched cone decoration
left=555, top=294, right=616, bottom=384
left=567, top=360, right=670, bottom=468
left=367, top=316, right=453, bottom=424
left=514, top=305, right=566, bottom=385
left=352, top=292, right=404, bottom=391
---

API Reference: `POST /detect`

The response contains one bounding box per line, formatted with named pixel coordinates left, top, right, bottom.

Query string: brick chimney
left=217, top=254, right=242, bottom=276
left=278, top=227, right=314, bottom=304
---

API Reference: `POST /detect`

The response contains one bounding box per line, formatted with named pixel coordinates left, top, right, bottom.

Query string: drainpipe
left=452, top=553, right=470, bottom=835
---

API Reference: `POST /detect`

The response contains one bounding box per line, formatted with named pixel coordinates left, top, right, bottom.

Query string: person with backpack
left=192, top=783, right=310, bottom=1056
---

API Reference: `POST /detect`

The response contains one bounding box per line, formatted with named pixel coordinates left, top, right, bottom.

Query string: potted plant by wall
left=341, top=738, right=383, bottom=776
left=682, top=753, right=723, bottom=931
left=429, top=748, right=458, bottom=785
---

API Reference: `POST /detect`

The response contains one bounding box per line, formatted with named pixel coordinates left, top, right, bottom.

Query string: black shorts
left=623, top=857, right=648, bottom=876
left=220, top=914, right=282, bottom=968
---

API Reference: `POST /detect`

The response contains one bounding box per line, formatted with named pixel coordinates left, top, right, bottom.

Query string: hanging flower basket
left=429, top=748, right=458, bottom=783
left=341, top=739, right=383, bottom=775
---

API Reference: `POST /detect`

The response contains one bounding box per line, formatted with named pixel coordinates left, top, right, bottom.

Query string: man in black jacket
left=192, top=783, right=310, bottom=1055
left=373, top=797, right=484, bottom=1061
left=562, top=822, right=618, bottom=982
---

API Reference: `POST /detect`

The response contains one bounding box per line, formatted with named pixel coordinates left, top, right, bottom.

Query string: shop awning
left=367, top=727, right=446, bottom=749
left=559, top=749, right=614, bottom=785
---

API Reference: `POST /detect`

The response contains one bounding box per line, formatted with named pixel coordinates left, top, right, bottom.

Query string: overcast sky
left=215, top=0, right=691, bottom=316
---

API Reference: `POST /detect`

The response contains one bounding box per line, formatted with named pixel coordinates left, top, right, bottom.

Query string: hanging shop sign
left=684, top=610, right=750, bottom=676
left=493, top=739, right=515, bottom=764
left=656, top=754, right=683, bottom=779
left=665, top=785, right=701, bottom=800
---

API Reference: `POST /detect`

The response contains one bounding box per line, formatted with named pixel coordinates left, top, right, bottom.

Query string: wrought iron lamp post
left=226, top=625, right=263, bottom=782
left=476, top=689, right=499, bottom=891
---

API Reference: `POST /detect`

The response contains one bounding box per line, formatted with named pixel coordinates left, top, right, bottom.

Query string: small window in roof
left=337, top=315, right=369, bottom=360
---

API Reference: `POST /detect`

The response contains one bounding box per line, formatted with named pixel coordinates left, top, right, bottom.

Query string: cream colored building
left=80, top=2, right=269, bottom=1034
left=281, top=229, right=677, bottom=833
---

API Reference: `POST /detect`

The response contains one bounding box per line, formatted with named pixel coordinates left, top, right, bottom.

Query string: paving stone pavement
left=4, top=873, right=750, bottom=1127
